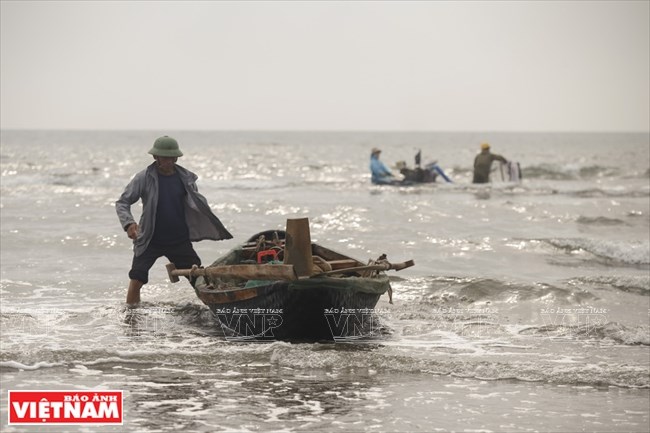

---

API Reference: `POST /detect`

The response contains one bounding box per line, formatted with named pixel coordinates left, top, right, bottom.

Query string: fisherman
left=116, top=136, right=232, bottom=305
left=369, top=147, right=397, bottom=185
left=473, top=143, right=508, bottom=184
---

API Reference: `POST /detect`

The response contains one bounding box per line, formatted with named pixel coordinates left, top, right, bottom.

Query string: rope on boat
left=362, top=255, right=393, bottom=303
left=189, top=264, right=201, bottom=278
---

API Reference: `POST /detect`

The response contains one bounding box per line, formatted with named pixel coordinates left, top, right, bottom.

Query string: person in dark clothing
left=473, top=143, right=508, bottom=184
left=116, top=136, right=232, bottom=305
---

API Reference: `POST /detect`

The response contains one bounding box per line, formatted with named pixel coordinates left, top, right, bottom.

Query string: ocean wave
left=267, top=344, right=650, bottom=388
left=519, top=322, right=649, bottom=346
left=1, top=332, right=647, bottom=389
left=0, top=360, right=62, bottom=370
left=567, top=188, right=649, bottom=198
left=567, top=275, right=650, bottom=296
left=422, top=181, right=648, bottom=200
left=576, top=216, right=628, bottom=226
left=543, top=238, right=650, bottom=266
left=395, top=276, right=599, bottom=306
left=522, top=164, right=623, bottom=180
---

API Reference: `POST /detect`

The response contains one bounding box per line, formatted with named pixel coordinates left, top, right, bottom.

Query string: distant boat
left=395, top=161, right=453, bottom=184
left=390, top=150, right=453, bottom=185
left=167, top=221, right=413, bottom=341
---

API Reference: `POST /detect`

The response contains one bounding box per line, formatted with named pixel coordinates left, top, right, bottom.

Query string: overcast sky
left=1, top=1, right=648, bottom=132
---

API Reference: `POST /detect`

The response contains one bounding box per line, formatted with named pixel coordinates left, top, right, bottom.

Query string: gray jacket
left=116, top=163, right=232, bottom=256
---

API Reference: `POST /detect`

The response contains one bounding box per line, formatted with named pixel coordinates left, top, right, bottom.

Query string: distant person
left=473, top=143, right=508, bottom=184
left=116, top=136, right=233, bottom=305
left=369, top=147, right=396, bottom=185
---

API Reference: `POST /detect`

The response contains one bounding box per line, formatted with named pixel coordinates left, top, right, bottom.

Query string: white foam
left=0, top=360, right=60, bottom=370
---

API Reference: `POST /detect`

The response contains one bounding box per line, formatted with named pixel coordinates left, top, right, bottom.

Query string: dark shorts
left=129, top=240, right=201, bottom=284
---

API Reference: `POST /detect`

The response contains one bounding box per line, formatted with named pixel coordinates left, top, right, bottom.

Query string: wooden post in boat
left=283, top=217, right=314, bottom=277
left=166, top=263, right=298, bottom=283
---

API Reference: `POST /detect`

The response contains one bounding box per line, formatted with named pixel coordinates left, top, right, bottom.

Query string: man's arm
left=115, top=174, right=142, bottom=235
left=378, top=161, right=394, bottom=177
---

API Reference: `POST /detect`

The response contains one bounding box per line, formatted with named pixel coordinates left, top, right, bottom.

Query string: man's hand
left=126, top=223, right=139, bottom=240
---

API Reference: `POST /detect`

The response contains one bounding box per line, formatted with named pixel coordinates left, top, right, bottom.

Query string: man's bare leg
left=126, top=279, right=143, bottom=305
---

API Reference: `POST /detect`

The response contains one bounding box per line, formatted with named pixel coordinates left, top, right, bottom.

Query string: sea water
left=1, top=130, right=648, bottom=432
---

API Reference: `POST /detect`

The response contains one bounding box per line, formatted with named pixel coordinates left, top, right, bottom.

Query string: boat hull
left=195, top=275, right=389, bottom=341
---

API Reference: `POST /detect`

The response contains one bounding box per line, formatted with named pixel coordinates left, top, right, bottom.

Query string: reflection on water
left=1, top=131, right=649, bottom=432
left=114, top=366, right=649, bottom=433
left=120, top=361, right=380, bottom=432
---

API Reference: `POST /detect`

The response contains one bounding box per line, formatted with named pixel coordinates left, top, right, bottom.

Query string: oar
left=166, top=263, right=298, bottom=283
left=311, top=259, right=414, bottom=277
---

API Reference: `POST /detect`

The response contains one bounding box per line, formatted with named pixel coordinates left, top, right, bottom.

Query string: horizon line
left=1, top=128, right=649, bottom=134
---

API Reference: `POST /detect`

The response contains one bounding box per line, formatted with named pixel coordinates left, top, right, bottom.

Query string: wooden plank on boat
left=197, top=287, right=260, bottom=304
left=166, top=263, right=297, bottom=283
left=312, top=259, right=415, bottom=277
left=326, top=259, right=362, bottom=270
left=283, top=218, right=314, bottom=277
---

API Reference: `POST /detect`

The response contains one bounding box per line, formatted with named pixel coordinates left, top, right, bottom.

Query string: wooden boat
left=391, top=150, right=453, bottom=184
left=167, top=219, right=413, bottom=341
left=395, top=161, right=438, bottom=185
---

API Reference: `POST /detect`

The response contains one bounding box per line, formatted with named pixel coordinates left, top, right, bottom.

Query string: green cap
left=148, top=136, right=183, bottom=157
